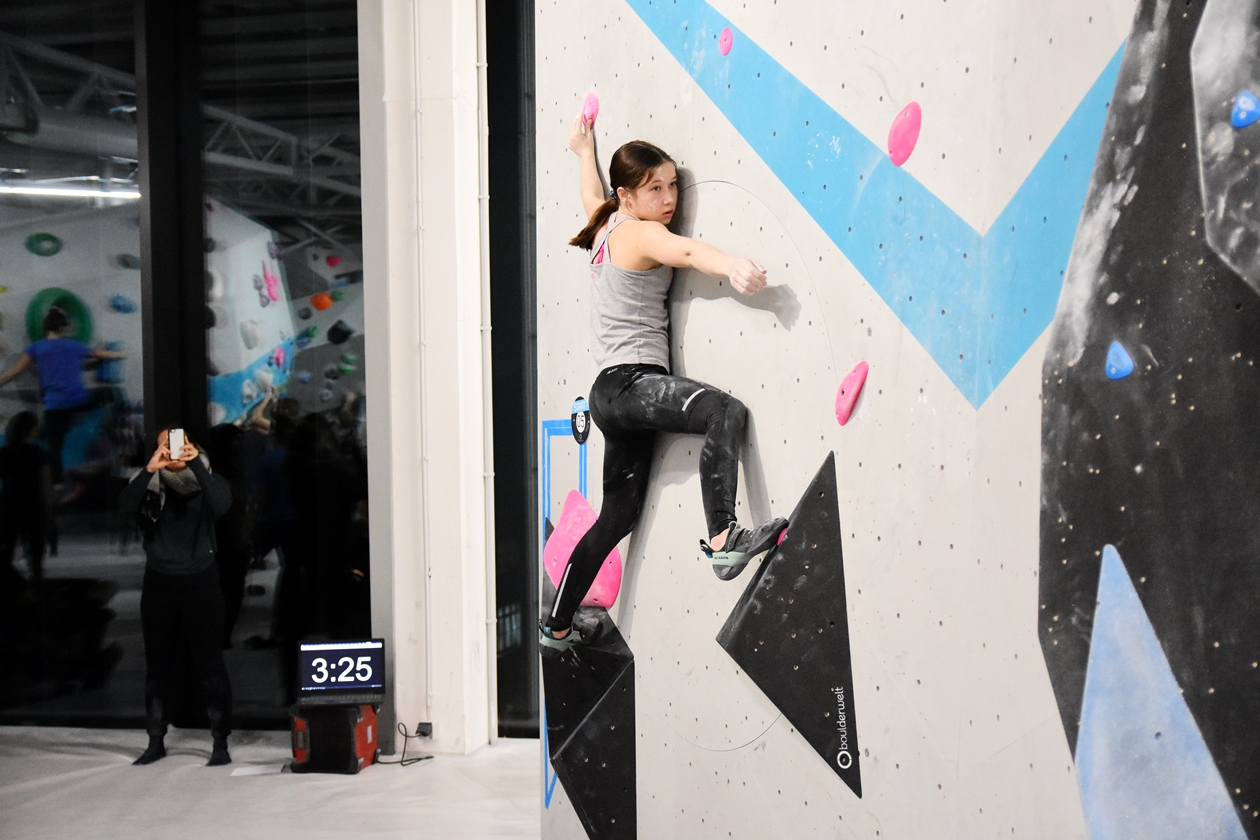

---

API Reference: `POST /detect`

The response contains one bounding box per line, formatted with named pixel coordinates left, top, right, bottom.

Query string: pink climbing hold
left=582, top=92, right=600, bottom=126
left=835, top=361, right=869, bottom=426
left=719, top=28, right=733, bottom=56
left=262, top=262, right=280, bottom=302
left=777, top=528, right=788, bottom=546
left=326, top=255, right=342, bottom=268
left=544, top=490, right=622, bottom=608
left=887, top=102, right=922, bottom=167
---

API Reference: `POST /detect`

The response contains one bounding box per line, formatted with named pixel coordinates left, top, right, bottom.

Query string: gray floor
left=0, top=726, right=540, bottom=839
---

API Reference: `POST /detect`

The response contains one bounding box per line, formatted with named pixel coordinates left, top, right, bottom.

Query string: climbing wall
left=523, top=0, right=1256, bottom=836
left=1040, top=1, right=1260, bottom=837
left=0, top=204, right=144, bottom=469
left=0, top=204, right=146, bottom=412
left=205, top=198, right=297, bottom=425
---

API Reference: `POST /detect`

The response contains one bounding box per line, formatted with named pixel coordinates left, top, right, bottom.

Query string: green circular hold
left=26, top=287, right=93, bottom=344
left=330, top=289, right=345, bottom=302
left=25, top=233, right=63, bottom=257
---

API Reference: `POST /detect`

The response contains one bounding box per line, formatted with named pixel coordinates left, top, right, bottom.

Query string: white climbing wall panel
left=535, top=0, right=1138, bottom=836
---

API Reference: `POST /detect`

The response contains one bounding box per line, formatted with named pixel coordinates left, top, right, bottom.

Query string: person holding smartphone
left=117, top=428, right=234, bottom=766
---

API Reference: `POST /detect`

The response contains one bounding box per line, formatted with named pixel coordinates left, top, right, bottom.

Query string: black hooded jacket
left=118, top=457, right=232, bottom=575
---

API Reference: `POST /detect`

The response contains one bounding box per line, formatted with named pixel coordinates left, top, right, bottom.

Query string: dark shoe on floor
left=133, top=737, right=166, bottom=766
left=207, top=737, right=231, bottom=767
left=538, top=616, right=603, bottom=657
left=701, top=517, right=789, bottom=581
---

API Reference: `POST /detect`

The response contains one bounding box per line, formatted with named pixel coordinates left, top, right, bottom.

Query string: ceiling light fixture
left=0, top=184, right=140, bottom=199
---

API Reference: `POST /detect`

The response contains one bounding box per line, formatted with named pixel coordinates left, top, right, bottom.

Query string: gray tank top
left=588, top=213, right=674, bottom=371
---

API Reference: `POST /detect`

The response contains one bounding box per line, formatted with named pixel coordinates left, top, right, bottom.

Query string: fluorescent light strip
left=0, top=185, right=140, bottom=199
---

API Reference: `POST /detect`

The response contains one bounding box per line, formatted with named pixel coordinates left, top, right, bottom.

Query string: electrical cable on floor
left=377, top=723, right=433, bottom=766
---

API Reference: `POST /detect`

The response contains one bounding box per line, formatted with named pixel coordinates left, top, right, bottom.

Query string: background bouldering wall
left=524, top=0, right=1251, bottom=837
left=1041, top=1, right=1260, bottom=838
left=0, top=203, right=145, bottom=473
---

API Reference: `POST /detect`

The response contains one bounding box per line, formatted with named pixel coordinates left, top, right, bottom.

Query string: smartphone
left=168, top=428, right=185, bottom=461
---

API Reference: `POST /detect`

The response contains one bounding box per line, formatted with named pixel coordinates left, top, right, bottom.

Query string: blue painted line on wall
left=539, top=421, right=590, bottom=811
left=1076, top=546, right=1246, bottom=840
left=625, top=0, right=1122, bottom=407
left=540, top=419, right=589, bottom=558
left=543, top=706, right=559, bottom=808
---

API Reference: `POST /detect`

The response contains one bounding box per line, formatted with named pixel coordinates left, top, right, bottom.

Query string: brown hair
left=570, top=140, right=676, bottom=251
left=42, top=308, right=69, bottom=336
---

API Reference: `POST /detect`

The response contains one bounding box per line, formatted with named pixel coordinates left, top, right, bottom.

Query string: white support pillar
left=359, top=0, right=492, bottom=755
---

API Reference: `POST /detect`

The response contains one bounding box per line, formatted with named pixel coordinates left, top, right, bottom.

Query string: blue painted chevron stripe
left=625, top=0, right=1123, bottom=407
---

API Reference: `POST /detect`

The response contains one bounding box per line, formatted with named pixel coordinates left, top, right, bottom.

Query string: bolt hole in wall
left=0, top=0, right=369, bottom=731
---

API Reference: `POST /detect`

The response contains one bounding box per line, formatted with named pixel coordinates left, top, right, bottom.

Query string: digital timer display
left=298, top=640, right=385, bottom=702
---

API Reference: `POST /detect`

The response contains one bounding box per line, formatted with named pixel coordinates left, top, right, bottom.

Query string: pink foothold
left=777, top=528, right=788, bottom=546
left=835, top=361, right=869, bottom=426
left=544, top=490, right=622, bottom=608
left=582, top=92, right=600, bottom=126
left=262, top=262, right=280, bottom=302
left=887, top=102, right=922, bottom=167
left=326, top=255, right=342, bottom=268
left=719, top=28, right=733, bottom=56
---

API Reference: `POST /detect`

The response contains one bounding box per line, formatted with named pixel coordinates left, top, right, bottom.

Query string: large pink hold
left=544, top=490, right=622, bottom=608
left=887, top=102, right=922, bottom=167
left=582, top=92, right=600, bottom=126
left=718, top=28, right=733, bottom=56
left=835, top=361, right=869, bottom=426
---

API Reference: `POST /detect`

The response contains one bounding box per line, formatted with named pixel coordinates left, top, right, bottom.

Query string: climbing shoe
left=701, top=517, right=789, bottom=581
left=538, top=615, right=604, bottom=656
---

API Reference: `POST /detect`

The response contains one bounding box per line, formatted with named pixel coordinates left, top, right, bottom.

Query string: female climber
left=540, top=114, right=788, bottom=653
left=0, top=308, right=126, bottom=485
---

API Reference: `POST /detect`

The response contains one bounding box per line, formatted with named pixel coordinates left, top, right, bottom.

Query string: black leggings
left=140, top=564, right=233, bottom=738
left=546, top=364, right=747, bottom=631
left=44, top=389, right=110, bottom=484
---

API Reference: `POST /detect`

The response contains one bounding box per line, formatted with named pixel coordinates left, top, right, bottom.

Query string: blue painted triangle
left=1076, top=545, right=1246, bottom=840
left=626, top=0, right=1122, bottom=407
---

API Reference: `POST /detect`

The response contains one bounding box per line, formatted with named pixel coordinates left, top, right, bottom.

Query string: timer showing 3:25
left=298, top=640, right=385, bottom=692
left=310, top=655, right=373, bottom=684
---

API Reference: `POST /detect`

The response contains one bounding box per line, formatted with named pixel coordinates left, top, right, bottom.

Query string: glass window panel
left=0, top=2, right=144, bottom=722
left=197, top=0, right=367, bottom=725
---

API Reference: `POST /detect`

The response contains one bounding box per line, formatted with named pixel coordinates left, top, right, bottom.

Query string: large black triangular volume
left=542, top=609, right=636, bottom=839
left=716, top=452, right=862, bottom=798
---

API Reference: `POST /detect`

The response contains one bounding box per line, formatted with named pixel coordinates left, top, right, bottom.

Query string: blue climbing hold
left=109, top=294, right=137, bottom=314
left=1105, top=341, right=1134, bottom=379
left=1232, top=91, right=1260, bottom=128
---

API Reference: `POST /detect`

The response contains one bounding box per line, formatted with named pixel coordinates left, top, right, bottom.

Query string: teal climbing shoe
left=701, top=517, right=789, bottom=581
left=538, top=616, right=604, bottom=657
